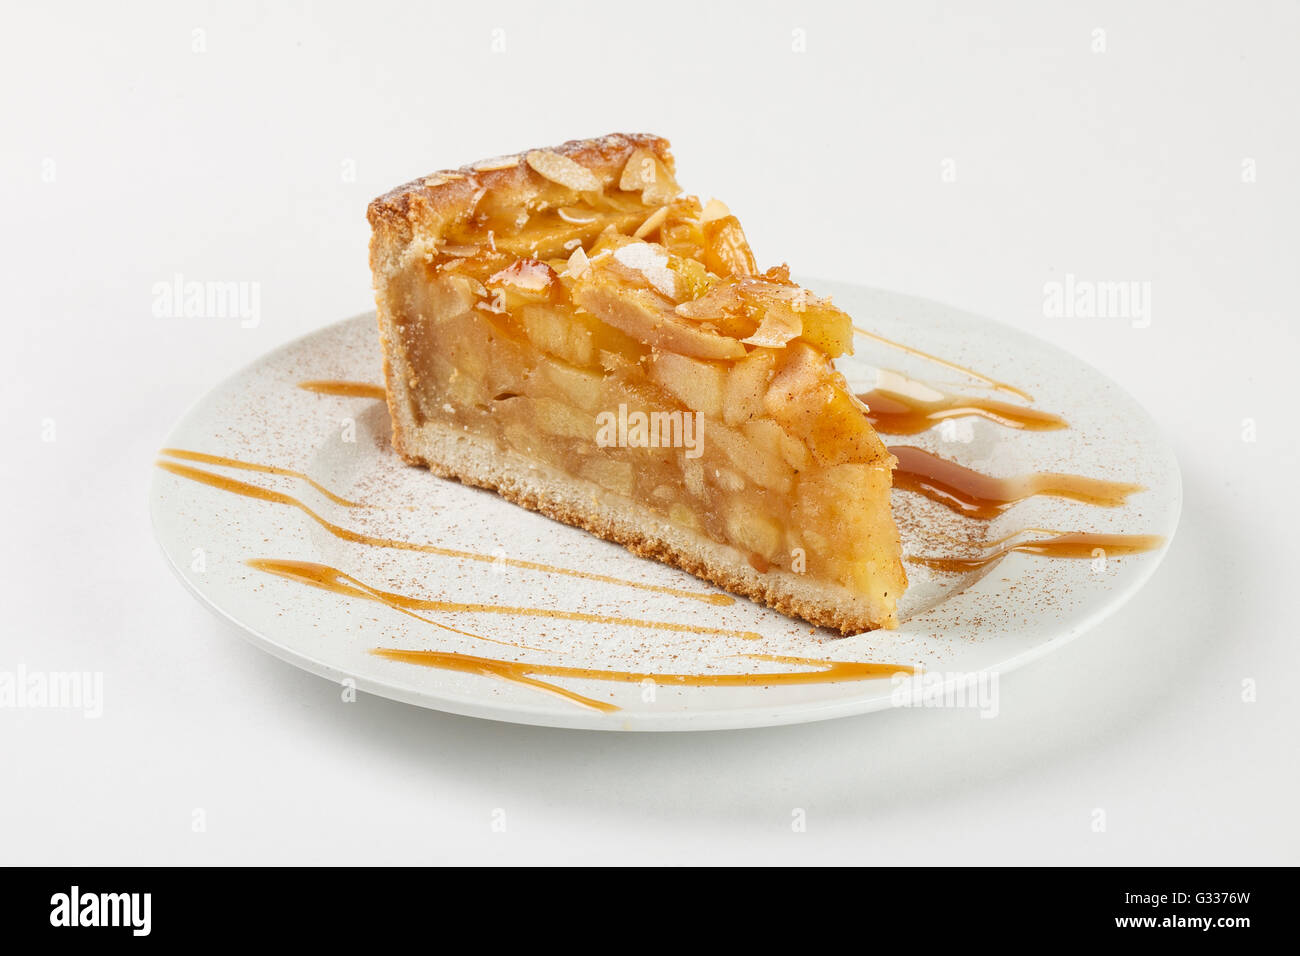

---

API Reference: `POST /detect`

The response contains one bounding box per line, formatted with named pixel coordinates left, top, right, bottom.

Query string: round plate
left=150, top=283, right=1180, bottom=730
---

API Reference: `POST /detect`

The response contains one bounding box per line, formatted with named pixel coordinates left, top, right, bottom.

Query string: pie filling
left=374, top=139, right=906, bottom=628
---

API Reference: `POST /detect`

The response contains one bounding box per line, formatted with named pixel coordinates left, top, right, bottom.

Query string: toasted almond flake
left=525, top=149, right=602, bottom=192
left=633, top=205, right=670, bottom=239
left=619, top=148, right=659, bottom=191
left=488, top=259, right=555, bottom=292
left=472, top=155, right=521, bottom=172
left=556, top=205, right=600, bottom=225
left=422, top=171, right=466, bottom=187
left=464, top=185, right=487, bottom=215
left=613, top=241, right=677, bottom=299
left=741, top=305, right=803, bottom=348
left=565, top=246, right=591, bottom=278
left=438, top=244, right=480, bottom=257
left=700, top=198, right=731, bottom=222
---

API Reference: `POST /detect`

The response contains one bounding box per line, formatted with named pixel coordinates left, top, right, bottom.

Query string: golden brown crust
left=367, top=133, right=672, bottom=242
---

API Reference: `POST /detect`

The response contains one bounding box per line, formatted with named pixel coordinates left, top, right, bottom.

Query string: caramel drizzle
left=248, top=558, right=761, bottom=640
left=297, top=380, right=387, bottom=400
left=852, top=326, right=1033, bottom=401
left=860, top=370, right=1066, bottom=436
left=247, top=559, right=543, bottom=653
left=890, top=445, right=1143, bottom=520
left=911, top=533, right=1164, bottom=573
left=159, top=447, right=362, bottom=507
left=156, top=457, right=733, bottom=605
left=373, top=647, right=912, bottom=713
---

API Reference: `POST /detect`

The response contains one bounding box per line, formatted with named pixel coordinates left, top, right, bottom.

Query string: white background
left=3, top=1, right=1296, bottom=864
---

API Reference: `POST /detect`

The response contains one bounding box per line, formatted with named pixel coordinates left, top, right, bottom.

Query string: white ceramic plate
left=150, top=283, right=1180, bottom=730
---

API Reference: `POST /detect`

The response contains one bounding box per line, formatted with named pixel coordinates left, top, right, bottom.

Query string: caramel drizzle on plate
left=372, top=647, right=912, bottom=713
left=910, top=533, right=1164, bottom=573
left=247, top=558, right=761, bottom=640
left=248, top=559, right=907, bottom=713
left=297, top=380, right=388, bottom=400
left=889, top=445, right=1144, bottom=520
left=859, top=369, right=1067, bottom=436
left=155, top=456, right=733, bottom=606
left=852, top=326, right=1033, bottom=401
left=247, top=559, right=543, bottom=653
left=159, top=447, right=363, bottom=508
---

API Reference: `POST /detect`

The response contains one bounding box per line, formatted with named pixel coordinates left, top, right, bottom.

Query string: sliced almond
left=564, top=246, right=592, bottom=278
left=617, top=148, right=679, bottom=204
left=612, top=241, right=677, bottom=299
left=472, top=154, right=521, bottom=172
left=556, top=205, right=600, bottom=225
left=487, top=258, right=556, bottom=293
left=700, top=198, right=731, bottom=223
left=619, top=148, right=660, bottom=192
left=633, top=205, right=670, bottom=239
left=525, top=150, right=601, bottom=192
left=573, top=278, right=746, bottom=361
left=741, top=303, right=803, bottom=348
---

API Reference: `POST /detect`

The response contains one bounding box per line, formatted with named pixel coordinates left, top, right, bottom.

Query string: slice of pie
left=367, top=133, right=906, bottom=632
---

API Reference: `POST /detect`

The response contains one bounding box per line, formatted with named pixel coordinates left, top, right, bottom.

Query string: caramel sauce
left=156, top=457, right=734, bottom=605
left=890, top=445, right=1143, bottom=520
left=376, top=647, right=620, bottom=712
left=911, top=532, right=1164, bottom=573
left=159, top=447, right=363, bottom=508
left=297, top=380, right=387, bottom=400
left=852, top=326, right=1033, bottom=401
left=373, top=647, right=912, bottom=713
left=251, top=560, right=543, bottom=653
left=248, top=558, right=761, bottom=640
left=859, top=370, right=1066, bottom=436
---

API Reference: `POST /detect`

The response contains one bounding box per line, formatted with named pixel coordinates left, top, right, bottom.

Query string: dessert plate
left=150, top=283, right=1180, bottom=731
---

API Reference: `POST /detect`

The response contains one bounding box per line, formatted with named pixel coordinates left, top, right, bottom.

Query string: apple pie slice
left=367, top=134, right=906, bottom=632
